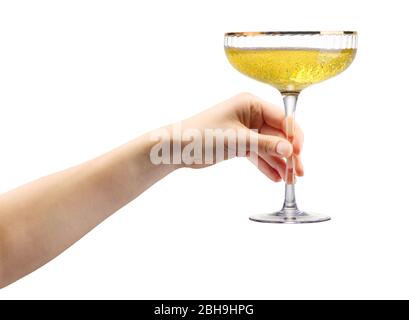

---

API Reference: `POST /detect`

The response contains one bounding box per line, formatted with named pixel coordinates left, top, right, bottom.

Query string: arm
left=0, top=133, right=177, bottom=288
left=0, top=93, right=303, bottom=288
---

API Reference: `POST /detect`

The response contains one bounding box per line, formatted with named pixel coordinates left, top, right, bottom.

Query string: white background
left=0, top=0, right=408, bottom=300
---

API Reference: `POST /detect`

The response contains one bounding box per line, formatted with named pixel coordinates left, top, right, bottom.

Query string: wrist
left=140, top=126, right=184, bottom=172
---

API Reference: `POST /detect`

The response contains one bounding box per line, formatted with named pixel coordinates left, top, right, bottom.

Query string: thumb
left=255, top=132, right=293, bottom=158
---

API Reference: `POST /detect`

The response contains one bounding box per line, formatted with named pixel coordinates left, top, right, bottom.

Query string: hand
left=178, top=92, right=304, bottom=182
left=0, top=92, right=304, bottom=288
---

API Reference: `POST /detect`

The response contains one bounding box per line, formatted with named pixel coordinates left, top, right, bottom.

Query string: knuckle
left=236, top=92, right=255, bottom=102
left=238, top=91, right=254, bottom=98
left=262, top=140, right=272, bottom=154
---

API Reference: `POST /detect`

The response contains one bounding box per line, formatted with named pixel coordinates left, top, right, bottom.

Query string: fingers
left=257, top=126, right=304, bottom=177
left=256, top=133, right=293, bottom=158
left=294, top=155, right=304, bottom=176
left=248, top=128, right=307, bottom=178
left=247, top=153, right=303, bottom=181
left=238, top=93, right=286, bottom=129
left=246, top=128, right=302, bottom=180
left=237, top=93, right=303, bottom=148
left=247, top=152, right=303, bottom=181
left=258, top=151, right=303, bottom=178
left=280, top=118, right=304, bottom=155
left=247, top=152, right=282, bottom=182
left=260, top=124, right=304, bottom=156
left=260, top=124, right=285, bottom=138
left=293, top=126, right=303, bottom=155
left=231, top=93, right=304, bottom=156
left=259, top=152, right=303, bottom=178
left=258, top=152, right=286, bottom=179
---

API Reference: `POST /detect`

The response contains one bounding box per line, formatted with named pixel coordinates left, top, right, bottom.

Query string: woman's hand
left=0, top=92, right=304, bottom=288
left=178, top=92, right=304, bottom=182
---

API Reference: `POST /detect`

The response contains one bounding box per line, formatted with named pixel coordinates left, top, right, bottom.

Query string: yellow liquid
left=225, top=47, right=356, bottom=93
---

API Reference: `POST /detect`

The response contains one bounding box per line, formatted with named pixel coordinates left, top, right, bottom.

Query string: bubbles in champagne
left=225, top=47, right=356, bottom=93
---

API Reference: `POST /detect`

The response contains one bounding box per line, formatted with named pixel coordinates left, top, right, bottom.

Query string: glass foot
left=249, top=209, right=331, bottom=224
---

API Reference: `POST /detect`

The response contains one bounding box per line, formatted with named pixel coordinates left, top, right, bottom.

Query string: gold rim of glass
left=225, top=31, right=357, bottom=36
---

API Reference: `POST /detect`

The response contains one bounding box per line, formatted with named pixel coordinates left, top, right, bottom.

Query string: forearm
left=0, top=130, right=176, bottom=288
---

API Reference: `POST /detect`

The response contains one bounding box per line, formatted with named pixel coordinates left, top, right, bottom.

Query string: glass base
left=249, top=209, right=331, bottom=224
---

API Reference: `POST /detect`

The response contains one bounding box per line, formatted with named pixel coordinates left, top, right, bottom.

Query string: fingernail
left=276, top=141, right=292, bottom=157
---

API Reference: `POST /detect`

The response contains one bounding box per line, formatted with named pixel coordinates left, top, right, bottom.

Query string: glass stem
left=282, top=93, right=299, bottom=212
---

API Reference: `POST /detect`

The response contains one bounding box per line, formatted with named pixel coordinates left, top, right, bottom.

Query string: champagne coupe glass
left=225, top=31, right=357, bottom=223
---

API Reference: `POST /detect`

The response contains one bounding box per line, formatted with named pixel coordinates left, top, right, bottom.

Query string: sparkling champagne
left=225, top=47, right=356, bottom=93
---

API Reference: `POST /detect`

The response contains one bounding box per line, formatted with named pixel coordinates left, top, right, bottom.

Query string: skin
left=0, top=93, right=303, bottom=288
